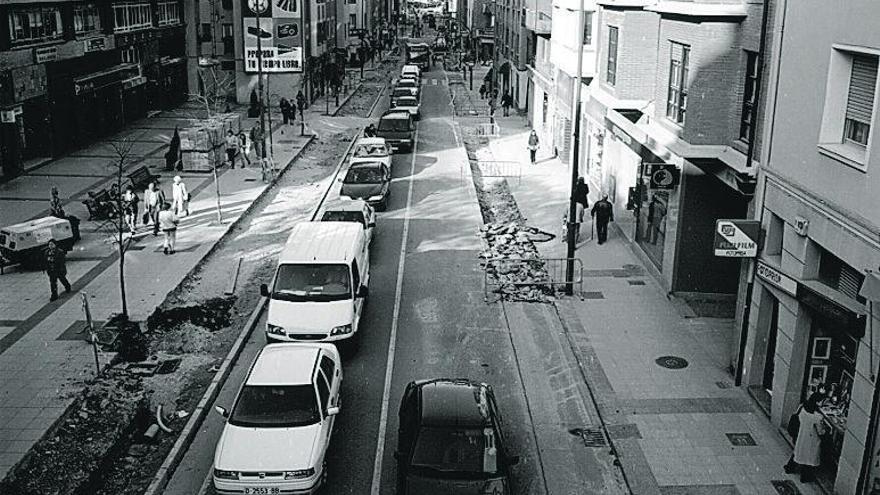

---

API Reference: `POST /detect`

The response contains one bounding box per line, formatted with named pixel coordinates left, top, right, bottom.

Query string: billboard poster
left=242, top=0, right=303, bottom=73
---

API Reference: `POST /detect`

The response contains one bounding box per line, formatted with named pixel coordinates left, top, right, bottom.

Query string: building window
left=120, top=45, right=142, bottom=64
left=113, top=2, right=153, bottom=32
left=818, top=248, right=866, bottom=303
left=843, top=54, right=878, bottom=147
left=666, top=42, right=690, bottom=124
left=740, top=50, right=758, bottom=140
left=74, top=3, right=101, bottom=35
left=222, top=23, right=233, bottom=54
left=157, top=0, right=181, bottom=26
left=606, top=26, right=618, bottom=86
left=200, top=23, right=212, bottom=41
left=8, top=7, right=63, bottom=45
left=583, top=12, right=593, bottom=45
left=349, top=14, right=356, bottom=31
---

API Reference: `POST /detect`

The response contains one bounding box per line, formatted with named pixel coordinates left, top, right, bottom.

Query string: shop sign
left=84, top=38, right=106, bottom=53
left=714, top=219, right=759, bottom=257
left=33, top=46, right=58, bottom=64
left=11, top=65, right=48, bottom=102
left=757, top=261, right=797, bottom=296
left=241, top=0, right=303, bottom=73
left=611, top=124, right=632, bottom=146
left=647, top=163, right=679, bottom=189
left=797, top=284, right=865, bottom=336
left=0, top=106, right=22, bottom=123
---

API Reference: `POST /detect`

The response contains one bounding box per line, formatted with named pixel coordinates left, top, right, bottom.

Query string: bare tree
left=104, top=136, right=140, bottom=318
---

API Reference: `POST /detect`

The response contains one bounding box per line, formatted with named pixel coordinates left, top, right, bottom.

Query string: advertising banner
left=242, top=0, right=303, bottom=73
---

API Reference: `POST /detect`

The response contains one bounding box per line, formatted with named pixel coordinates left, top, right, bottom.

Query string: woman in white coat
left=785, top=393, right=827, bottom=482
left=171, top=175, right=189, bottom=216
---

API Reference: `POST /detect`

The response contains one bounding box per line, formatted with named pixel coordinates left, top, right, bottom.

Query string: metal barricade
left=475, top=159, right=520, bottom=183
left=482, top=257, right=584, bottom=302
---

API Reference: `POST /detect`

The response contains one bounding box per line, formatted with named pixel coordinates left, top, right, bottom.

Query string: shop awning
left=74, top=63, right=139, bottom=95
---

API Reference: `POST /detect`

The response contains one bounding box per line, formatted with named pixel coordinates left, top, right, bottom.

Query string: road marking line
left=370, top=129, right=419, bottom=495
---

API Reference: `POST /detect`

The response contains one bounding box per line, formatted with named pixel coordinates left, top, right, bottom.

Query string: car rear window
left=379, top=117, right=411, bottom=132
left=230, top=385, right=320, bottom=427
left=321, top=210, right=365, bottom=226
left=410, top=427, right=499, bottom=478
left=344, top=165, right=385, bottom=184
left=353, top=144, right=389, bottom=157
left=397, top=97, right=417, bottom=106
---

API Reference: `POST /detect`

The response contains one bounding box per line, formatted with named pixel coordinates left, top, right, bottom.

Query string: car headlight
left=214, top=469, right=239, bottom=480
left=368, top=195, right=384, bottom=201
left=330, top=324, right=352, bottom=335
left=284, top=468, right=316, bottom=480
left=267, top=324, right=285, bottom=335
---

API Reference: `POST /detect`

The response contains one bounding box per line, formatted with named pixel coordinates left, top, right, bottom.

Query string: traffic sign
left=713, top=219, right=760, bottom=257
left=646, top=163, right=679, bottom=189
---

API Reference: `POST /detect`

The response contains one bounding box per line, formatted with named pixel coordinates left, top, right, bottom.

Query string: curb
left=143, top=129, right=361, bottom=495
left=366, top=82, right=388, bottom=118
left=330, top=82, right=364, bottom=117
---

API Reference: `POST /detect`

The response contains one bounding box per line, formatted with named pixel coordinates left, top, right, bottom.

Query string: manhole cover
left=655, top=356, right=689, bottom=369
left=725, top=432, right=757, bottom=446
left=771, top=479, right=801, bottom=495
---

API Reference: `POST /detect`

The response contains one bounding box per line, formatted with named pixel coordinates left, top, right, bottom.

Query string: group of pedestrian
left=280, top=91, right=307, bottom=125
left=143, top=177, right=187, bottom=254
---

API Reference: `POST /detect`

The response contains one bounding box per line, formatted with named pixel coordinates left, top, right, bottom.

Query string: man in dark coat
left=501, top=91, right=513, bottom=116
left=591, top=194, right=614, bottom=245
left=574, top=177, right=589, bottom=210
left=296, top=91, right=306, bottom=120
left=45, top=239, right=71, bottom=301
left=280, top=98, right=292, bottom=125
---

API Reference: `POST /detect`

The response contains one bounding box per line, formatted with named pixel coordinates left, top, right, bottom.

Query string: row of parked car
left=389, top=63, right=422, bottom=121
left=210, top=64, right=519, bottom=495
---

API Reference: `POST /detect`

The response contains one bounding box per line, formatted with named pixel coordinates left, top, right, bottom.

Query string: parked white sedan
left=318, top=198, right=376, bottom=245
left=349, top=137, right=393, bottom=172
left=391, top=95, right=421, bottom=120
left=212, top=343, right=342, bottom=495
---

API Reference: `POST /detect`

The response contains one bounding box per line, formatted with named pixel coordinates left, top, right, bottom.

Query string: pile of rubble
left=480, top=222, right=554, bottom=302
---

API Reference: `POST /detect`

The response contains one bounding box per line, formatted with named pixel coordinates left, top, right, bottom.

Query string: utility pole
left=254, top=0, right=267, bottom=161
left=565, top=0, right=586, bottom=295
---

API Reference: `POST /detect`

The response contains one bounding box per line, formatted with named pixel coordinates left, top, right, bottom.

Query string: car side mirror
left=327, top=406, right=341, bottom=416
left=506, top=455, right=520, bottom=466
left=358, top=285, right=369, bottom=298
left=260, top=283, right=269, bottom=297
left=215, top=406, right=229, bottom=418
left=368, top=221, right=376, bottom=228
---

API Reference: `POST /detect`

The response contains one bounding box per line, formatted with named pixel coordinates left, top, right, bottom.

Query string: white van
left=261, top=222, right=370, bottom=343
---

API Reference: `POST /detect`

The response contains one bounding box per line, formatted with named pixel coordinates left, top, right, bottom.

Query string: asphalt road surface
left=163, top=64, right=547, bottom=495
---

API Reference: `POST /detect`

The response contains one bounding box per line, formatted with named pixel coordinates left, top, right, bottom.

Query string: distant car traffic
left=212, top=343, right=342, bottom=495
left=318, top=198, right=376, bottom=246
left=401, top=64, right=421, bottom=80
left=392, top=95, right=421, bottom=120
left=395, top=378, right=519, bottom=495
left=340, top=161, right=392, bottom=210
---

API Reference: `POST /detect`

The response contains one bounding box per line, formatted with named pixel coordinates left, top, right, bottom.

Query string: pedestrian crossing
left=421, top=78, right=448, bottom=86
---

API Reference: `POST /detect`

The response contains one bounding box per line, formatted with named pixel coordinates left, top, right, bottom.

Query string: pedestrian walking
left=44, top=239, right=71, bottom=301
left=171, top=176, right=189, bottom=216
left=157, top=202, right=179, bottom=255
left=501, top=91, right=512, bottom=117
left=280, top=97, right=292, bottom=125
left=785, top=394, right=827, bottom=482
left=225, top=129, right=239, bottom=168
left=238, top=131, right=252, bottom=166
left=527, top=130, right=540, bottom=164
left=488, top=96, right=497, bottom=122
left=574, top=177, right=589, bottom=210
left=296, top=90, right=306, bottom=120
left=479, top=83, right=487, bottom=99
left=250, top=125, right=263, bottom=160
left=49, top=186, right=65, bottom=218
left=122, top=186, right=140, bottom=234
left=591, top=193, right=614, bottom=245
left=144, top=182, right=166, bottom=236
left=165, top=126, right=182, bottom=171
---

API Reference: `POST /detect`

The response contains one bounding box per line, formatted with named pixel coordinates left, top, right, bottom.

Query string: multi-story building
left=583, top=0, right=768, bottom=303
left=522, top=0, right=552, bottom=151
left=492, top=0, right=525, bottom=104
left=738, top=0, right=880, bottom=492
left=0, top=0, right=187, bottom=181
left=456, top=0, right=492, bottom=62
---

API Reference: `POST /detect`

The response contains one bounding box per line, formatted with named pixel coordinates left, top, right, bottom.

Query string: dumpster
left=0, top=216, right=76, bottom=271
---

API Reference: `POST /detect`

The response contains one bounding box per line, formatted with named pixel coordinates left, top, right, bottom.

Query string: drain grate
left=771, top=480, right=801, bottom=495
left=244, top=178, right=258, bottom=182
left=725, top=433, right=757, bottom=446
left=627, top=280, right=646, bottom=286
left=716, top=381, right=732, bottom=389
left=655, top=356, right=689, bottom=369
left=569, top=427, right=608, bottom=447
left=582, top=291, right=605, bottom=299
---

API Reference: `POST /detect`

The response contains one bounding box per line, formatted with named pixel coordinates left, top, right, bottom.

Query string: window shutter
left=838, top=264, right=864, bottom=301
left=846, top=54, right=879, bottom=124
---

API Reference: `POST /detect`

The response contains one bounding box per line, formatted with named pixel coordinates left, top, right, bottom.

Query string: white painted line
left=431, top=79, right=437, bottom=86
left=370, top=129, right=419, bottom=495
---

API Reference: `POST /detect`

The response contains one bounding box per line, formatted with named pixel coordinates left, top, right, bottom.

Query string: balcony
left=524, top=9, right=551, bottom=34
left=478, top=27, right=495, bottom=40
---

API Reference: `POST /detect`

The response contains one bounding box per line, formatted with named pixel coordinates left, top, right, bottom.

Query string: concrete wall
left=597, top=8, right=659, bottom=102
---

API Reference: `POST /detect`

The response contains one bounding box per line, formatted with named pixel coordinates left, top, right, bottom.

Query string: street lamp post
left=564, top=0, right=586, bottom=295
left=252, top=0, right=268, bottom=162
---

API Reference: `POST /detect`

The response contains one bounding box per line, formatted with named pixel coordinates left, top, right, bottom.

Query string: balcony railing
left=478, top=27, right=495, bottom=39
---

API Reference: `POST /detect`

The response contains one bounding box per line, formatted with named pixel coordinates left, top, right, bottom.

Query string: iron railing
left=483, top=257, right=584, bottom=302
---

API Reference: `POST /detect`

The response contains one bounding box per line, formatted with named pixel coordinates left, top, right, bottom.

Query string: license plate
left=244, top=488, right=280, bottom=495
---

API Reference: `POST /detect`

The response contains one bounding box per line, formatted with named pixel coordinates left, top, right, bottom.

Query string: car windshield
left=321, top=211, right=365, bottom=226
left=393, top=88, right=413, bottom=97
left=271, top=263, right=351, bottom=302
left=344, top=165, right=385, bottom=184
left=230, top=385, right=320, bottom=427
left=379, top=117, right=410, bottom=132
left=397, top=98, right=417, bottom=107
left=398, top=80, right=417, bottom=87
left=410, top=427, right=499, bottom=479
left=353, top=144, right=389, bottom=157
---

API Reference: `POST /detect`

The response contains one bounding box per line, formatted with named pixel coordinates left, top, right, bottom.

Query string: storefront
left=72, top=63, right=143, bottom=143
left=149, top=56, right=187, bottom=110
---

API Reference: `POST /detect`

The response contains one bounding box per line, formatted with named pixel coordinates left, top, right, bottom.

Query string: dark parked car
left=377, top=110, right=415, bottom=152
left=340, top=161, right=392, bottom=210
left=395, top=379, right=518, bottom=495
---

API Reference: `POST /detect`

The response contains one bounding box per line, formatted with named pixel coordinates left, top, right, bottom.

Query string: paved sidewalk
left=0, top=85, right=368, bottom=478
left=478, top=116, right=822, bottom=495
